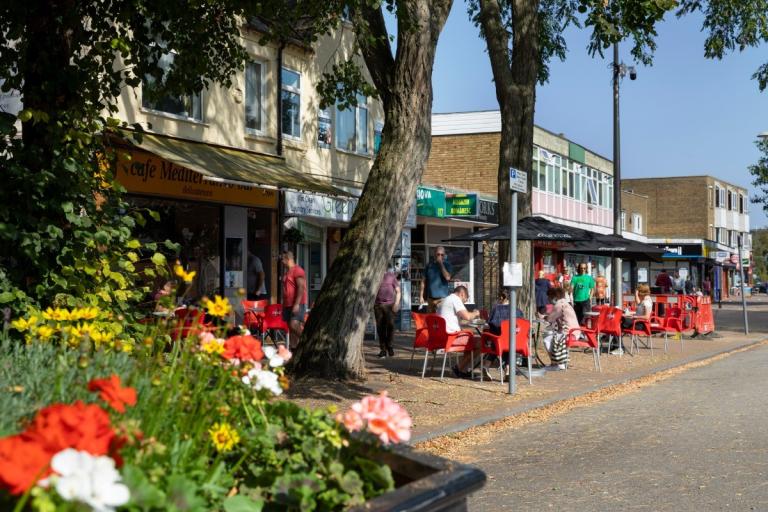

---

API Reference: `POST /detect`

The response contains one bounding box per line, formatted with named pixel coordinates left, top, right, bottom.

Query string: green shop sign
left=446, top=193, right=477, bottom=217
left=416, top=186, right=446, bottom=218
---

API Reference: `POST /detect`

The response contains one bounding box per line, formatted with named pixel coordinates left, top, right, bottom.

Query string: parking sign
left=509, top=167, right=527, bottom=193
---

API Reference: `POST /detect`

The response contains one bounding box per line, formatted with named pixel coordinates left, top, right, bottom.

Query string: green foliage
left=678, top=0, right=768, bottom=90
left=749, top=138, right=768, bottom=218
left=751, top=229, right=768, bottom=282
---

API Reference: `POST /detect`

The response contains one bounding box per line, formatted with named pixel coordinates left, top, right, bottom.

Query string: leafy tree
left=467, top=0, right=671, bottom=313
left=0, top=1, right=338, bottom=314
left=291, top=0, right=454, bottom=380
left=750, top=228, right=768, bottom=283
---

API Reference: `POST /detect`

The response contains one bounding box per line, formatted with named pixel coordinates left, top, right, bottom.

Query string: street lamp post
left=612, top=43, right=636, bottom=308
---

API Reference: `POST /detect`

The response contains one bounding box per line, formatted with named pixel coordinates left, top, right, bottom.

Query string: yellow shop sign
left=115, top=150, right=278, bottom=209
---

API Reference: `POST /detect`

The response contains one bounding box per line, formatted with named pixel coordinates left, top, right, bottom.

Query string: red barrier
left=694, top=295, right=715, bottom=334
left=621, top=294, right=715, bottom=334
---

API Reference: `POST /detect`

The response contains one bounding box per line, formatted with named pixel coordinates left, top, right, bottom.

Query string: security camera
left=629, top=66, right=637, bottom=80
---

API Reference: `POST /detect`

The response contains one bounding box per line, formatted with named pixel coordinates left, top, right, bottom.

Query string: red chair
left=479, top=309, right=490, bottom=321
left=421, top=314, right=477, bottom=381
left=241, top=299, right=269, bottom=335
left=566, top=306, right=608, bottom=371
left=170, top=307, right=210, bottom=341
left=598, top=306, right=624, bottom=354
left=650, top=312, right=684, bottom=353
left=262, top=304, right=290, bottom=346
left=409, top=312, right=430, bottom=370
left=479, top=318, right=531, bottom=384
left=623, top=317, right=653, bottom=355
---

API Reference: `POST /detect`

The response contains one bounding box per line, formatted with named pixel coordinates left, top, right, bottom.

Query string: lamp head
left=628, top=66, right=637, bottom=80
left=758, top=131, right=768, bottom=139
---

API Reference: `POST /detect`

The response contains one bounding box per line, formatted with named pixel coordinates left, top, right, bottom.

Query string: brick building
left=623, top=176, right=751, bottom=299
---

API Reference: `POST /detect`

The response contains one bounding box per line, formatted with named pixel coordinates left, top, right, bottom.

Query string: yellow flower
left=42, top=307, right=70, bottom=321
left=204, top=295, right=231, bottom=318
left=71, top=307, right=99, bottom=321
left=11, top=316, right=37, bottom=332
left=174, top=264, right=197, bottom=284
left=209, top=422, right=240, bottom=453
left=201, top=338, right=225, bottom=355
left=90, top=329, right=115, bottom=347
left=36, top=325, right=55, bottom=340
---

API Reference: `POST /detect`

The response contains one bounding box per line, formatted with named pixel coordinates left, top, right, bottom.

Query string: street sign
left=742, top=258, right=750, bottom=267
left=416, top=186, right=445, bottom=218
left=509, top=167, right=527, bottom=193
left=446, top=193, right=477, bottom=217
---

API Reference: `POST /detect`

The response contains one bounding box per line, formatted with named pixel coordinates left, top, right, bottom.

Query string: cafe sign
left=284, top=190, right=358, bottom=223
left=116, top=150, right=277, bottom=209
left=446, top=193, right=477, bottom=217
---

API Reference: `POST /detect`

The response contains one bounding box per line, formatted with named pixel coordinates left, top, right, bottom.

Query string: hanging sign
left=416, top=186, right=446, bottom=218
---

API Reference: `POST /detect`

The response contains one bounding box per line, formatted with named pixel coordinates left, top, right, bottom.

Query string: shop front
left=114, top=132, right=346, bottom=310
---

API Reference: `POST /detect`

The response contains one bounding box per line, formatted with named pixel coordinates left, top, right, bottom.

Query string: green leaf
left=0, top=291, right=15, bottom=303
left=122, top=465, right=166, bottom=509
left=223, top=495, right=264, bottom=512
left=151, top=252, right=166, bottom=266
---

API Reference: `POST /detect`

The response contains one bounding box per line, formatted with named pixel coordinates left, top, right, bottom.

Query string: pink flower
left=198, top=332, right=214, bottom=344
left=338, top=392, right=412, bottom=445
left=277, top=345, right=292, bottom=363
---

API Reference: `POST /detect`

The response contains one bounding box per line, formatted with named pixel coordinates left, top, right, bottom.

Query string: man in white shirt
left=437, top=285, right=479, bottom=332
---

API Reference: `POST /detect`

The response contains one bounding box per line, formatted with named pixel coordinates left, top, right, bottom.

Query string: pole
left=612, top=41, right=623, bottom=309
left=508, top=191, right=518, bottom=395
left=738, top=235, right=749, bottom=334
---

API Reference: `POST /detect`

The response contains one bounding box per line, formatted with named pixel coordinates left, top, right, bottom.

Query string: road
left=463, top=343, right=768, bottom=511
left=713, top=294, right=768, bottom=334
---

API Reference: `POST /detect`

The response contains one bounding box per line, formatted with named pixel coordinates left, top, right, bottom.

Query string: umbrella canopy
left=565, top=234, right=665, bottom=261
left=444, top=216, right=599, bottom=242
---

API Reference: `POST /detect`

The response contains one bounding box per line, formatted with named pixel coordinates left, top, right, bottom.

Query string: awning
left=566, top=234, right=665, bottom=261
left=444, top=216, right=599, bottom=242
left=119, top=131, right=351, bottom=197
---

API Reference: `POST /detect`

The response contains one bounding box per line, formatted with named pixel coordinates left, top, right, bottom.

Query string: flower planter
left=353, top=445, right=486, bottom=512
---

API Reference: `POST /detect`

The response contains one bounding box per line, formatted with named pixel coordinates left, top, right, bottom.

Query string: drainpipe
left=276, top=42, right=285, bottom=156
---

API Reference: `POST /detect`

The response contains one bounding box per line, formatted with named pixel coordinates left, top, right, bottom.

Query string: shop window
left=335, top=94, right=368, bottom=154
left=281, top=67, right=301, bottom=139
left=142, top=51, right=202, bottom=121
left=245, top=61, right=265, bottom=133
left=426, top=225, right=450, bottom=245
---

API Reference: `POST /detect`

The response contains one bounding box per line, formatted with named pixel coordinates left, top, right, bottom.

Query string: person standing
left=247, top=251, right=267, bottom=300
left=420, top=246, right=453, bottom=313
left=374, top=269, right=401, bottom=358
left=702, top=276, right=712, bottom=296
left=594, top=272, right=608, bottom=305
left=543, top=287, right=577, bottom=370
left=280, top=250, right=307, bottom=348
left=534, top=270, right=552, bottom=315
left=571, top=263, right=595, bottom=325
left=655, top=269, right=673, bottom=294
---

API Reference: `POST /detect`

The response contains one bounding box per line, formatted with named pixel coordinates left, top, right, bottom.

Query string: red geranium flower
left=0, top=435, right=52, bottom=495
left=88, top=374, right=137, bottom=413
left=21, top=401, right=116, bottom=457
left=222, top=335, right=264, bottom=362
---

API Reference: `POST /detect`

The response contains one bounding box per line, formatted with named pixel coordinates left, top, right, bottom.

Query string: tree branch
left=478, top=0, right=514, bottom=102
left=354, top=3, right=395, bottom=100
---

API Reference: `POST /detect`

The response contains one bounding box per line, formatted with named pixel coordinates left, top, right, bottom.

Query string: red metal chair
left=170, top=307, right=210, bottom=341
left=623, top=317, right=654, bottom=355
left=241, top=299, right=268, bottom=335
left=262, top=304, right=290, bottom=346
left=479, top=318, right=531, bottom=384
left=650, top=311, right=684, bottom=353
left=566, top=306, right=608, bottom=371
left=598, top=306, right=624, bottom=354
left=409, top=312, right=430, bottom=370
left=421, top=314, right=477, bottom=381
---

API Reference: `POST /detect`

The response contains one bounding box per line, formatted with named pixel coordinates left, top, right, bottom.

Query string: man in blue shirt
left=420, top=246, right=454, bottom=313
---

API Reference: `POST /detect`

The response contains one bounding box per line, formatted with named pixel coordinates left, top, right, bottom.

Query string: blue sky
left=429, top=1, right=768, bottom=229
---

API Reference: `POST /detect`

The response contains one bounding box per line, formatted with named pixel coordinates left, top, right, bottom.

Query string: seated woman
left=543, top=287, right=579, bottom=371
left=622, top=284, right=652, bottom=329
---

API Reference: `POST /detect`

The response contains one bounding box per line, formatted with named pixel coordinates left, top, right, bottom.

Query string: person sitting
left=534, top=271, right=552, bottom=315
left=622, top=284, right=653, bottom=329
left=436, top=286, right=480, bottom=378
left=484, top=290, right=525, bottom=376
left=543, top=287, right=579, bottom=371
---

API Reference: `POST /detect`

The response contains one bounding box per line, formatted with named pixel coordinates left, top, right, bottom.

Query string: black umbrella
left=565, top=234, right=665, bottom=261
left=444, top=216, right=599, bottom=242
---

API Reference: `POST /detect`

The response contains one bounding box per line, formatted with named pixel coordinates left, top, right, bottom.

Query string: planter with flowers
left=0, top=289, right=484, bottom=511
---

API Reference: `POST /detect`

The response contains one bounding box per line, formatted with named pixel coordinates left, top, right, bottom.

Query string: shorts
left=282, top=304, right=307, bottom=324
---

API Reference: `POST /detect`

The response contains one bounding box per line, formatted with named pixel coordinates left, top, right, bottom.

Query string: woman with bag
left=543, top=287, right=579, bottom=371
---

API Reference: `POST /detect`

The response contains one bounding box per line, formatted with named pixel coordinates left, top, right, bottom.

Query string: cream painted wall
left=114, top=21, right=383, bottom=191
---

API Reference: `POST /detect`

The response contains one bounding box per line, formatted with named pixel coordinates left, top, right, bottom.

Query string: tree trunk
left=478, top=0, right=539, bottom=317
left=291, top=0, right=453, bottom=380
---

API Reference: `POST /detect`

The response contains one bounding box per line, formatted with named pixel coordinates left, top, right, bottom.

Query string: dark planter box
left=352, top=445, right=486, bottom=512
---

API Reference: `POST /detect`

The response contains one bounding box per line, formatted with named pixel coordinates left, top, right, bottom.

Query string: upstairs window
left=281, top=68, right=301, bottom=138
left=142, top=51, right=202, bottom=121
left=632, top=213, right=642, bottom=234
left=620, top=210, right=626, bottom=230
left=245, top=61, right=264, bottom=133
left=335, top=94, right=369, bottom=154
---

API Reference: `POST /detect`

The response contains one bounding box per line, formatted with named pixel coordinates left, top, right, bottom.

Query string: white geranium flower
left=263, top=346, right=285, bottom=368
left=47, top=449, right=130, bottom=512
left=242, top=368, right=282, bottom=396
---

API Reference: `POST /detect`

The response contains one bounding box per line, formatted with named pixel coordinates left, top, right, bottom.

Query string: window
left=281, top=68, right=301, bottom=138
left=245, top=61, right=264, bottom=133
left=335, top=94, right=368, bottom=154
left=620, top=210, right=626, bottom=230
left=714, top=186, right=722, bottom=207
left=318, top=108, right=332, bottom=148
left=142, top=52, right=202, bottom=121
left=632, top=213, right=642, bottom=234
left=739, top=193, right=745, bottom=214
left=586, top=178, right=598, bottom=205
left=728, top=191, right=734, bottom=210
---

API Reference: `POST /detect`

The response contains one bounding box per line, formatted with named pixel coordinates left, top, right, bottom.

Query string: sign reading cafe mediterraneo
left=115, top=150, right=278, bottom=209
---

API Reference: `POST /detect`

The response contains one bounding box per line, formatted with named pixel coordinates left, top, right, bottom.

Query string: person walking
left=594, top=272, right=608, bottom=305
left=571, top=263, right=595, bottom=325
left=702, top=276, right=712, bottom=296
left=420, top=246, right=454, bottom=313
left=534, top=270, right=552, bottom=315
left=543, top=287, right=577, bottom=370
left=280, top=250, right=307, bottom=348
left=374, top=269, right=401, bottom=358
